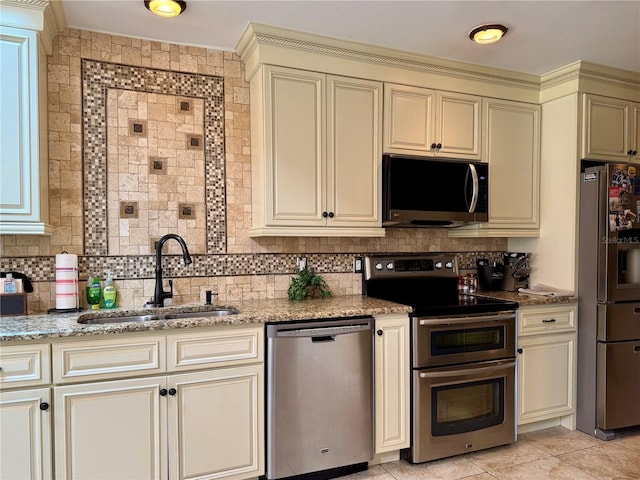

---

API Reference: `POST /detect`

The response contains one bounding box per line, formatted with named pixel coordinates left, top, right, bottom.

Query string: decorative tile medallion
left=186, top=134, right=203, bottom=150
left=149, top=157, right=167, bottom=175
left=128, top=119, right=147, bottom=137
left=82, top=59, right=226, bottom=255
left=119, top=202, right=139, bottom=219
left=178, top=203, right=196, bottom=219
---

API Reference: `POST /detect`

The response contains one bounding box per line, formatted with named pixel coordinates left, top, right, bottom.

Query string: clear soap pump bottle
left=102, top=272, right=117, bottom=309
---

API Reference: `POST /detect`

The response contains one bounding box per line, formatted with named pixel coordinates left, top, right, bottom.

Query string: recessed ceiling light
left=144, top=0, right=187, bottom=18
left=469, top=24, right=508, bottom=44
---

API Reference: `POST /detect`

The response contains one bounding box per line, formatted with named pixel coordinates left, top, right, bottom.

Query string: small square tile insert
left=128, top=119, right=147, bottom=137
left=178, top=203, right=196, bottom=219
left=177, top=98, right=193, bottom=113
left=186, top=134, right=203, bottom=150
left=119, top=202, right=139, bottom=219
left=149, top=156, right=167, bottom=175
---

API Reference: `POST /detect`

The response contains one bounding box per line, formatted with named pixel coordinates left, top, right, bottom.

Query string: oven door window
left=431, top=325, right=504, bottom=356
left=431, top=378, right=504, bottom=436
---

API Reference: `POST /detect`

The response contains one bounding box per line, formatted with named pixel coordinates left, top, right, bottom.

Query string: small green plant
left=287, top=267, right=332, bottom=301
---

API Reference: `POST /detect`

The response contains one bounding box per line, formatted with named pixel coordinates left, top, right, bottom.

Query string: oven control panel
left=363, top=255, right=458, bottom=280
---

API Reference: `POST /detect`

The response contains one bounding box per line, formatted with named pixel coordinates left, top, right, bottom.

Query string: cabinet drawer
left=0, top=344, right=50, bottom=389
left=53, top=336, right=166, bottom=384
left=167, top=326, right=263, bottom=372
left=519, top=304, right=577, bottom=336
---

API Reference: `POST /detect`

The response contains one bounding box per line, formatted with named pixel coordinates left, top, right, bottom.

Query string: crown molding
left=0, top=0, right=64, bottom=53
left=237, top=23, right=540, bottom=98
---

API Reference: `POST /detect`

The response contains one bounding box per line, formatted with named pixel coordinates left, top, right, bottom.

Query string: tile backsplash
left=0, top=29, right=506, bottom=313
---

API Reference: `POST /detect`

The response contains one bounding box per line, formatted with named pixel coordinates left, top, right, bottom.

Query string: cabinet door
left=264, top=66, right=326, bottom=226
left=582, top=94, right=630, bottom=161
left=436, top=91, right=481, bottom=159
left=632, top=102, right=640, bottom=162
left=168, top=366, right=263, bottom=480
left=486, top=99, right=540, bottom=230
left=517, top=333, right=576, bottom=425
left=0, top=26, right=51, bottom=234
left=0, top=388, right=52, bottom=480
left=54, top=377, right=167, bottom=480
left=374, top=314, right=410, bottom=453
left=383, top=83, right=434, bottom=155
left=327, top=76, right=382, bottom=227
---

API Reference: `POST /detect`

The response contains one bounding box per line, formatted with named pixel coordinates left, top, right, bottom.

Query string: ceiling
left=59, top=0, right=640, bottom=77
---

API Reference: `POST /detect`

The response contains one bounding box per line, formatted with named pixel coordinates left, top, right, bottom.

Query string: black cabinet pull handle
left=39, top=402, right=49, bottom=411
left=322, top=212, right=328, bottom=218
left=517, top=348, right=523, bottom=354
left=542, top=318, right=556, bottom=323
left=328, top=212, right=334, bottom=218
left=160, top=389, right=168, bottom=396
left=169, top=388, right=177, bottom=396
left=377, top=329, right=383, bottom=336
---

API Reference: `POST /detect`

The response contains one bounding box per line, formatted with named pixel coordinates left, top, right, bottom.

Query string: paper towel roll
left=56, top=253, right=78, bottom=310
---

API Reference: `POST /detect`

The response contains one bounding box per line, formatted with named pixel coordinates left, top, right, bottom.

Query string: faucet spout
left=148, top=233, right=192, bottom=308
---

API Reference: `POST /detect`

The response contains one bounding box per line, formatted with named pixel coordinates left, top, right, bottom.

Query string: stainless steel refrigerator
left=577, top=164, right=640, bottom=440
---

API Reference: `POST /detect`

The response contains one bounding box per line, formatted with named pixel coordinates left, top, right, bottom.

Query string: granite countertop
left=0, top=295, right=412, bottom=342
left=476, top=290, right=578, bottom=306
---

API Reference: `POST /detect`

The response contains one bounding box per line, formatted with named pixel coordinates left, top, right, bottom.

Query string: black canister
left=476, top=259, right=505, bottom=291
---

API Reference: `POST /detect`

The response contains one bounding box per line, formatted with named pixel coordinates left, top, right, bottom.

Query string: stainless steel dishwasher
left=266, top=317, right=374, bottom=480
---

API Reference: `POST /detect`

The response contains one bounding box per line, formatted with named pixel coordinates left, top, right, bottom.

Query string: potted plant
left=287, top=268, right=332, bottom=301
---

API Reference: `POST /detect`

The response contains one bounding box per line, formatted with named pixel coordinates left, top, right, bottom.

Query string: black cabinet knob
left=634, top=150, right=638, bottom=156
left=328, top=212, right=334, bottom=218
left=322, top=211, right=328, bottom=218
left=431, top=143, right=437, bottom=149
left=168, top=388, right=177, bottom=396
left=39, top=402, right=49, bottom=411
left=376, top=329, right=383, bottom=336
left=517, top=348, right=523, bottom=354
left=160, top=388, right=168, bottom=396
left=436, top=143, right=442, bottom=149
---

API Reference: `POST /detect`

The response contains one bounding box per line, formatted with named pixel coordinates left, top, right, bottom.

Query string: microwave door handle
left=468, top=163, right=479, bottom=213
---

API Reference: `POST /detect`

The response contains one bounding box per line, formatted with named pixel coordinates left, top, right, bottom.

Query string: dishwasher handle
left=275, top=323, right=372, bottom=338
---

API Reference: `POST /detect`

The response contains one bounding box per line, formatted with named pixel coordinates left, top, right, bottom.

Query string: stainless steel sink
left=77, top=307, right=239, bottom=324
left=163, top=308, right=239, bottom=320
left=77, top=314, right=163, bottom=324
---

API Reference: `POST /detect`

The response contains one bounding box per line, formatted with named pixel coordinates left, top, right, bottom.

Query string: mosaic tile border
left=0, top=251, right=505, bottom=283
left=81, top=59, right=225, bottom=255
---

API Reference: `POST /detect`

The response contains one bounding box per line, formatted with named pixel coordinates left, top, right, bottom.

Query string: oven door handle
left=419, top=359, right=516, bottom=378
left=418, top=312, right=516, bottom=326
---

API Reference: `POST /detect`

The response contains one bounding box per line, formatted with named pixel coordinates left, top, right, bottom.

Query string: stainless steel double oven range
left=363, top=254, right=518, bottom=462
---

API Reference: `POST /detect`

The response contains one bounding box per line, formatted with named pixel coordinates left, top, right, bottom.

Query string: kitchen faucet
left=147, top=233, right=192, bottom=307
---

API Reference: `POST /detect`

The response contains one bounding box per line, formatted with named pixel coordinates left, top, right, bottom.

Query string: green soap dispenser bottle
left=102, top=272, right=117, bottom=309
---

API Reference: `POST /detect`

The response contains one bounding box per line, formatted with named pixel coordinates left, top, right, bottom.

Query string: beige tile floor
left=349, top=426, right=640, bottom=480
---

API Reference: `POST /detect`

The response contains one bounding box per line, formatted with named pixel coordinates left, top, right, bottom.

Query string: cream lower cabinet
left=0, top=388, right=52, bottom=480
left=374, top=313, right=410, bottom=453
left=450, top=98, right=540, bottom=237
left=383, top=83, right=481, bottom=159
left=0, top=343, right=52, bottom=479
left=54, top=366, right=263, bottom=480
left=51, top=327, right=264, bottom=480
left=517, top=304, right=577, bottom=428
left=582, top=94, right=640, bottom=162
left=249, top=65, right=384, bottom=237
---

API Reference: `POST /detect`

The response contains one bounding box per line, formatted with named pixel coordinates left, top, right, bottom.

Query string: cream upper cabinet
left=374, top=313, right=410, bottom=454
left=632, top=102, right=640, bottom=162
left=0, top=25, right=51, bottom=234
left=517, top=304, right=577, bottom=428
left=383, top=83, right=481, bottom=159
left=249, top=65, right=384, bottom=237
left=450, top=98, right=540, bottom=238
left=582, top=94, right=639, bottom=162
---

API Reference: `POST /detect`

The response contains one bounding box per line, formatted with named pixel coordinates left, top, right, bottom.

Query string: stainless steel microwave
left=382, top=154, right=488, bottom=227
